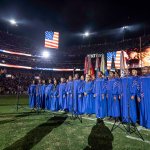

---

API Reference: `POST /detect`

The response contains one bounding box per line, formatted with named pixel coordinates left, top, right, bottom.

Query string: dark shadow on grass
left=4, top=115, right=68, bottom=150
left=84, top=119, right=114, bottom=150
left=0, top=119, right=15, bottom=125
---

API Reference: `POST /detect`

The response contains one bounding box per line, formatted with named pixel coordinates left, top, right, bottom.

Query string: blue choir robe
left=78, top=80, right=85, bottom=114
left=111, top=78, right=121, bottom=118
left=129, top=76, right=140, bottom=123
left=59, top=83, right=67, bottom=110
left=93, top=78, right=107, bottom=118
left=45, top=83, right=53, bottom=110
left=41, top=84, right=47, bottom=109
left=73, top=79, right=81, bottom=113
left=28, top=84, right=36, bottom=108
left=84, top=81, right=94, bottom=114
left=106, top=79, right=113, bottom=117
left=36, top=84, right=42, bottom=109
left=120, top=76, right=139, bottom=123
left=51, top=85, right=59, bottom=111
left=65, top=81, right=73, bottom=112
left=91, top=80, right=96, bottom=114
left=139, top=76, right=150, bottom=128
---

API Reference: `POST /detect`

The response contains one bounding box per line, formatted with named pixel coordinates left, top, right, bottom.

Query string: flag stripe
left=45, top=31, right=59, bottom=49
left=107, top=51, right=121, bottom=69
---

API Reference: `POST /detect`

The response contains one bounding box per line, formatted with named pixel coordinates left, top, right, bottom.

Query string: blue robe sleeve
left=130, top=77, right=140, bottom=97
left=112, top=79, right=119, bottom=96
left=28, top=86, right=30, bottom=95
left=102, top=79, right=107, bottom=94
left=85, top=82, right=93, bottom=94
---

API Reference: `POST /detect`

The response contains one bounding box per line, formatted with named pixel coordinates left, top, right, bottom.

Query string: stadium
left=0, top=0, right=150, bottom=150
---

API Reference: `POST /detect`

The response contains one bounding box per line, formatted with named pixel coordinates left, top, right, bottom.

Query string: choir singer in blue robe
left=78, top=75, right=85, bottom=114
left=59, top=78, right=67, bottom=110
left=41, top=80, right=47, bottom=109
left=93, top=71, right=107, bottom=119
left=28, top=80, right=36, bottom=109
left=51, top=79, right=59, bottom=111
left=139, top=67, right=150, bottom=128
left=36, top=79, right=42, bottom=109
left=45, top=79, right=53, bottom=110
left=107, top=70, right=120, bottom=120
left=65, top=76, right=73, bottom=112
left=73, top=74, right=80, bottom=113
left=84, top=75, right=94, bottom=115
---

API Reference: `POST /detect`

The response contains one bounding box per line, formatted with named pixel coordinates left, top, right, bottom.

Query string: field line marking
left=137, top=126, right=150, bottom=132
left=126, top=135, right=150, bottom=144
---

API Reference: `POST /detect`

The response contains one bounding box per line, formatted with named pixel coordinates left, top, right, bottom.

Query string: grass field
left=0, top=95, right=150, bottom=150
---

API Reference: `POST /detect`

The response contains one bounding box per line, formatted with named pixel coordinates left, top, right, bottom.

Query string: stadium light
left=9, top=19, right=17, bottom=26
left=42, top=51, right=50, bottom=58
left=84, top=31, right=90, bottom=37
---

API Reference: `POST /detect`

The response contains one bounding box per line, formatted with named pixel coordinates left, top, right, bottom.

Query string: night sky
left=0, top=0, right=149, bottom=48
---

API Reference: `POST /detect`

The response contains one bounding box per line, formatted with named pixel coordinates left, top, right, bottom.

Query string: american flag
left=107, top=51, right=121, bottom=69
left=45, top=31, right=59, bottom=49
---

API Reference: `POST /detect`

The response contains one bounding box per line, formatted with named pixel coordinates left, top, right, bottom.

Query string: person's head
left=42, top=80, right=45, bottom=84
left=60, top=77, right=64, bottom=83
left=32, top=80, right=35, bottom=84
left=86, top=75, right=91, bottom=82
left=63, top=78, right=66, bottom=82
left=68, top=75, right=72, bottom=81
left=38, top=79, right=41, bottom=84
left=132, top=69, right=138, bottom=76
left=80, top=75, right=85, bottom=80
left=91, top=75, right=95, bottom=81
left=74, top=74, right=79, bottom=80
left=109, top=71, right=115, bottom=78
left=142, top=66, right=149, bottom=75
left=97, top=71, right=103, bottom=78
left=96, top=118, right=104, bottom=125
left=48, top=79, right=52, bottom=84
left=129, top=51, right=138, bottom=59
left=115, top=71, right=120, bottom=78
left=124, top=69, right=130, bottom=76
left=54, top=79, right=57, bottom=85
left=141, top=46, right=150, bottom=66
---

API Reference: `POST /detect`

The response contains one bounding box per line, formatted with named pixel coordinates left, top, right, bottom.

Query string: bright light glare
left=9, top=19, right=17, bottom=25
left=123, top=26, right=128, bottom=29
left=42, top=51, right=50, bottom=58
left=84, top=32, right=89, bottom=37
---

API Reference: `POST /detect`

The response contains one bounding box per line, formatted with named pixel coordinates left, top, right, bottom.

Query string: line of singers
left=28, top=66, right=150, bottom=129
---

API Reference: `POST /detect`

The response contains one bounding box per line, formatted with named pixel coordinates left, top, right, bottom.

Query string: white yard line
left=126, top=135, right=150, bottom=144
left=66, top=114, right=150, bottom=143
left=137, top=126, right=150, bottom=132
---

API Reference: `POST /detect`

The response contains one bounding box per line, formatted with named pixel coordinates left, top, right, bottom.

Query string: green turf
left=0, top=95, right=150, bottom=150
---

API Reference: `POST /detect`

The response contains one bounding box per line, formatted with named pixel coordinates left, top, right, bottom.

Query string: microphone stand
left=111, top=62, right=144, bottom=141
